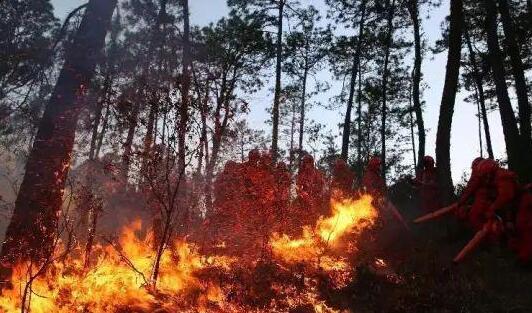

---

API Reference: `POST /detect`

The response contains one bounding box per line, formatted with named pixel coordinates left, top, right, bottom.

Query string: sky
left=50, top=0, right=509, bottom=183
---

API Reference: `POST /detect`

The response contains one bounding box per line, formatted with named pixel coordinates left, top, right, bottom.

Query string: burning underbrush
left=0, top=195, right=379, bottom=313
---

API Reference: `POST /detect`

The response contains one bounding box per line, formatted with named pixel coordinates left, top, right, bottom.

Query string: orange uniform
left=413, top=156, right=441, bottom=213
left=362, top=157, right=386, bottom=199
left=331, top=159, right=356, bottom=197
left=515, top=185, right=532, bottom=263
left=465, top=159, right=519, bottom=231
left=296, top=155, right=327, bottom=226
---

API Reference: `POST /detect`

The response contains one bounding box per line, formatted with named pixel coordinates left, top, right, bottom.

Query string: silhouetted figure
left=412, top=156, right=441, bottom=213
left=331, top=159, right=356, bottom=198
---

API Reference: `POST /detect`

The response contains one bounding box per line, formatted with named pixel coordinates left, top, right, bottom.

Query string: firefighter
left=412, top=156, right=441, bottom=213
left=471, top=159, right=519, bottom=231
left=296, top=154, right=327, bottom=226
left=274, top=161, right=292, bottom=230
left=331, top=158, right=356, bottom=198
left=362, top=156, right=409, bottom=230
left=514, top=184, right=532, bottom=263
left=362, top=157, right=386, bottom=199
left=455, top=157, right=486, bottom=221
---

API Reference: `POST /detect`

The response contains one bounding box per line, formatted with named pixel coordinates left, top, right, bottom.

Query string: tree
left=283, top=6, right=330, bottom=164
left=380, top=0, right=396, bottom=181
left=327, top=0, right=368, bottom=162
left=462, top=22, right=494, bottom=159
left=178, top=0, right=191, bottom=173
left=497, top=0, right=532, bottom=180
left=195, top=14, right=269, bottom=212
left=481, top=0, right=524, bottom=179
left=0, top=0, right=117, bottom=269
left=407, top=0, right=426, bottom=169
left=435, top=0, right=463, bottom=203
left=229, top=0, right=299, bottom=161
left=0, top=0, right=58, bottom=100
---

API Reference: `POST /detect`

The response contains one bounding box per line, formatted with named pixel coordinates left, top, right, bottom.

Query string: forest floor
left=327, top=183, right=532, bottom=313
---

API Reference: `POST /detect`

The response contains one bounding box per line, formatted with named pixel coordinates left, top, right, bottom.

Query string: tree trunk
left=289, top=99, right=297, bottom=170
left=464, top=26, right=494, bottom=159
left=497, top=0, right=532, bottom=180
left=341, top=0, right=367, bottom=161
left=178, top=0, right=191, bottom=173
left=0, top=0, right=116, bottom=268
left=380, top=0, right=395, bottom=182
left=298, top=60, right=308, bottom=163
left=95, top=102, right=111, bottom=158
left=88, top=76, right=111, bottom=160
left=476, top=89, right=484, bottom=157
left=356, top=62, right=363, bottom=169
left=271, top=0, right=284, bottom=162
left=408, top=0, right=426, bottom=169
left=409, top=83, right=418, bottom=169
left=121, top=102, right=139, bottom=185
left=482, top=0, right=523, bottom=178
left=140, top=95, right=158, bottom=181
left=435, top=0, right=463, bottom=204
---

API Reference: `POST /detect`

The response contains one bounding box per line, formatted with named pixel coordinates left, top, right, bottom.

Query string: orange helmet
left=301, top=154, right=315, bottom=168
left=422, top=156, right=435, bottom=169
left=334, top=159, right=348, bottom=170
left=368, top=157, right=381, bottom=171
left=477, top=159, right=499, bottom=178
left=248, top=149, right=260, bottom=163
left=472, top=157, right=484, bottom=170
left=225, top=160, right=238, bottom=171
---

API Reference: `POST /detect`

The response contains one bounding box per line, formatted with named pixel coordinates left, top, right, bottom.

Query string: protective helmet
left=334, top=159, right=348, bottom=170
left=301, top=154, right=315, bottom=168
left=225, top=160, right=238, bottom=171
left=471, top=157, right=484, bottom=170
left=248, top=149, right=260, bottom=163
left=368, top=156, right=381, bottom=171
left=477, top=159, right=499, bottom=178
left=422, top=156, right=435, bottom=168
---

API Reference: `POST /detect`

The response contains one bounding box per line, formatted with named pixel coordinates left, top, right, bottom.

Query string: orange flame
left=0, top=194, right=378, bottom=313
left=271, top=194, right=378, bottom=270
left=0, top=220, right=232, bottom=313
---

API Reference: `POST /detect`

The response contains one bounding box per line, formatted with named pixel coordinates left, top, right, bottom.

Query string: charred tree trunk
left=178, top=0, right=191, bottom=173
left=341, top=0, right=367, bottom=161
left=408, top=0, right=426, bottom=169
left=380, top=0, right=395, bottom=182
left=482, top=0, right=523, bottom=179
left=271, top=0, right=285, bottom=162
left=464, top=26, right=494, bottom=159
left=0, top=0, right=116, bottom=269
left=435, top=0, right=463, bottom=204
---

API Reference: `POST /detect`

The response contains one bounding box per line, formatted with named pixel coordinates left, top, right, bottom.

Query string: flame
left=271, top=194, right=378, bottom=270
left=0, top=194, right=378, bottom=313
left=0, top=220, right=232, bottom=313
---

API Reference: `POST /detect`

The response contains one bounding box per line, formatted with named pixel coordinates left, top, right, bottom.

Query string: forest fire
left=0, top=194, right=378, bottom=313
left=271, top=194, right=377, bottom=270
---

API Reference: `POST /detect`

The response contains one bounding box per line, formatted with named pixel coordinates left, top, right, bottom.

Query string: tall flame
left=0, top=194, right=378, bottom=313
left=0, top=220, right=231, bottom=313
left=271, top=194, right=378, bottom=270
